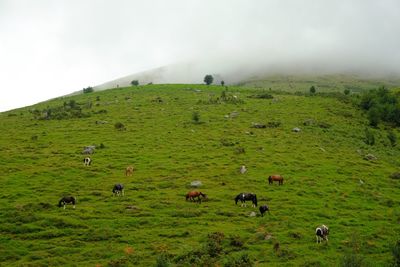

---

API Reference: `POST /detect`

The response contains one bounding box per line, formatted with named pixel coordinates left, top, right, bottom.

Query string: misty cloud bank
left=1, top=0, right=400, bottom=110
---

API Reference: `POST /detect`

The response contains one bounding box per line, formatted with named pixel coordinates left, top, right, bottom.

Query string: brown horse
left=125, top=166, right=134, bottom=176
left=268, top=175, right=284, bottom=185
left=186, top=191, right=207, bottom=203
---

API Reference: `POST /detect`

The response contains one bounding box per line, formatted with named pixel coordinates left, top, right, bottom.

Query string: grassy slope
left=239, top=74, right=400, bottom=93
left=0, top=84, right=399, bottom=266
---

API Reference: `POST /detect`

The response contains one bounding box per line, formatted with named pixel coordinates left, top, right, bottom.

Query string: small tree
left=344, top=89, right=351, bottom=95
left=83, top=86, right=94, bottom=93
left=204, top=75, right=214, bottom=85
left=221, top=80, right=225, bottom=86
left=309, top=86, right=316, bottom=95
left=131, top=80, right=139, bottom=86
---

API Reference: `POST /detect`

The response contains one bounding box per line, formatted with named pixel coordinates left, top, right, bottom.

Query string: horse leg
left=122, top=190, right=124, bottom=196
left=63, top=204, right=66, bottom=210
left=73, top=205, right=76, bottom=209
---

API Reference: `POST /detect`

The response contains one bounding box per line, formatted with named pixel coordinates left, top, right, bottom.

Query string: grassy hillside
left=0, top=84, right=399, bottom=266
left=239, top=74, right=400, bottom=94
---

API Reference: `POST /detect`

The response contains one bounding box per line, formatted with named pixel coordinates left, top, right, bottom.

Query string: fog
left=1, top=0, right=399, bottom=111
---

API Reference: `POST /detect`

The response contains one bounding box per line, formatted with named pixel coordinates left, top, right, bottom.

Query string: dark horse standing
left=235, top=193, right=257, bottom=207
left=58, top=196, right=76, bottom=209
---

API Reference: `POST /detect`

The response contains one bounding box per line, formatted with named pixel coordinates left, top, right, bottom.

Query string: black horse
left=259, top=205, right=270, bottom=216
left=58, top=196, right=76, bottom=209
left=235, top=193, right=257, bottom=207
left=113, top=183, right=124, bottom=196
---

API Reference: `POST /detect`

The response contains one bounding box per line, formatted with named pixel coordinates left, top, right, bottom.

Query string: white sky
left=1, top=0, right=400, bottom=112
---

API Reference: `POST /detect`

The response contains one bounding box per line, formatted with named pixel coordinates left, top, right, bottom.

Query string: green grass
left=0, top=83, right=399, bottom=266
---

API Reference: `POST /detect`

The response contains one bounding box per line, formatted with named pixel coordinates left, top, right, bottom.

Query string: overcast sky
left=1, top=0, right=399, bottom=112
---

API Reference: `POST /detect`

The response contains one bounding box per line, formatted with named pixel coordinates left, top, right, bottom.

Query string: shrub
left=344, top=89, right=351, bottom=95
left=114, top=122, right=126, bottom=130
left=340, top=253, right=363, bottom=267
left=224, top=253, right=253, bottom=267
left=192, top=111, right=200, bottom=124
left=310, top=86, right=316, bottom=95
left=83, top=86, right=93, bottom=93
left=387, top=130, right=397, bottom=147
left=131, top=80, right=139, bottom=86
left=364, top=128, right=375, bottom=145
left=155, top=254, right=171, bottom=267
left=391, top=240, right=400, bottom=266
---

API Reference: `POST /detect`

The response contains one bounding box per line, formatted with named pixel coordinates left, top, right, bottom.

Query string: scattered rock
left=251, top=123, right=266, bottom=128
left=82, top=145, right=96, bottom=154
left=95, top=120, right=108, bottom=124
left=264, top=234, right=272, bottom=240
left=126, top=205, right=139, bottom=210
left=364, top=154, right=377, bottom=161
left=249, top=211, right=257, bottom=217
left=292, top=127, right=301, bottom=132
left=303, top=119, right=315, bottom=126
left=319, top=147, right=326, bottom=152
left=240, top=165, right=247, bottom=174
left=190, top=181, right=202, bottom=187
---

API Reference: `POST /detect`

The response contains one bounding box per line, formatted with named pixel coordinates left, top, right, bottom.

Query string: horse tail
left=253, top=194, right=258, bottom=207
left=235, top=195, right=239, bottom=205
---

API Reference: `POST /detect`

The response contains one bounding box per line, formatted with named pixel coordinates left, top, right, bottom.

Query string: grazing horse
left=268, top=175, right=284, bottom=185
left=186, top=191, right=207, bottom=203
left=240, top=165, right=247, bottom=174
left=113, top=184, right=124, bottom=196
left=125, top=166, right=134, bottom=176
left=83, top=157, right=92, bottom=166
left=235, top=193, right=257, bottom=207
left=259, top=205, right=270, bottom=216
left=58, top=196, right=76, bottom=209
left=315, top=225, right=329, bottom=243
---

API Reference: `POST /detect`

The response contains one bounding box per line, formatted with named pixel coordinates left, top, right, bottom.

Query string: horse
left=125, top=166, right=134, bottom=176
left=58, top=196, right=76, bottom=209
left=235, top=193, right=257, bottom=207
left=83, top=157, right=92, bottom=166
left=259, top=205, right=270, bottom=216
left=315, top=225, right=329, bottom=243
left=113, top=184, right=124, bottom=196
left=186, top=191, right=207, bottom=203
left=268, top=175, right=284, bottom=185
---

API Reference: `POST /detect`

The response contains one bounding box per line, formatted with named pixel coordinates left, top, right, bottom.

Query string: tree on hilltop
left=131, top=80, right=139, bottom=86
left=204, top=75, right=214, bottom=85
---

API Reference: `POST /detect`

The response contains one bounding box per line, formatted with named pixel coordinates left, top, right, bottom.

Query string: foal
left=58, top=196, right=76, bottom=209
left=315, top=225, right=329, bottom=243
left=113, top=184, right=124, bottom=196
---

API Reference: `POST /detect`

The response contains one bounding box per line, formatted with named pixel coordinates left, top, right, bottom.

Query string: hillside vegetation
left=0, top=84, right=399, bottom=266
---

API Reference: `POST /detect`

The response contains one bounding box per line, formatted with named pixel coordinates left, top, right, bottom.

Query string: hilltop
left=0, top=83, right=399, bottom=266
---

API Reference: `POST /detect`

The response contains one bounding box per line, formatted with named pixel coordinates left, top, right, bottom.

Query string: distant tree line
left=359, top=86, right=400, bottom=127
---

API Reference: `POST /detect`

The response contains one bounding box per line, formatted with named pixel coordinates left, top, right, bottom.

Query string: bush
left=83, top=86, right=93, bottom=93
left=387, top=130, right=397, bottom=147
left=310, top=86, right=316, bottom=95
left=114, top=122, right=126, bottom=131
left=391, top=240, right=400, bottom=266
left=155, top=254, right=171, bottom=267
left=340, top=253, right=363, bottom=267
left=344, top=89, right=351, bottom=95
left=131, top=80, right=139, bottom=86
left=192, top=111, right=200, bottom=124
left=224, top=253, right=253, bottom=267
left=364, top=128, right=375, bottom=145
